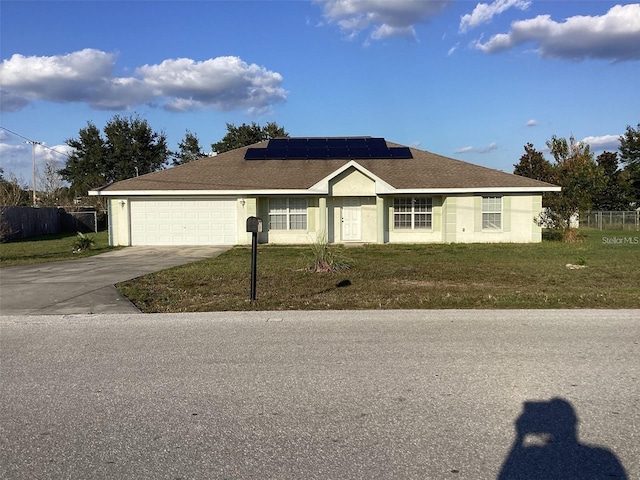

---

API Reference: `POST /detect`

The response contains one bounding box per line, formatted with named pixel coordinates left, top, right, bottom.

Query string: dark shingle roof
left=93, top=138, right=558, bottom=193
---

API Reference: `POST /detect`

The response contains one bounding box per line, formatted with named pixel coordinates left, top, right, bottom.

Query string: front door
left=341, top=198, right=361, bottom=241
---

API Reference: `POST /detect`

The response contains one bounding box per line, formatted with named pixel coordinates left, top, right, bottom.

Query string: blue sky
left=1, top=1, right=639, bottom=186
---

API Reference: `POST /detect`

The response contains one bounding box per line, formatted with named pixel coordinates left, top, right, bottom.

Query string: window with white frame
left=482, top=196, right=502, bottom=230
left=269, top=198, right=308, bottom=230
left=393, top=197, right=432, bottom=229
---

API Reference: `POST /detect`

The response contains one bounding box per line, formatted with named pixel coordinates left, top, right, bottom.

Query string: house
left=89, top=137, right=560, bottom=246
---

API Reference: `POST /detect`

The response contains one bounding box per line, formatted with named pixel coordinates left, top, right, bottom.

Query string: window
left=394, top=197, right=432, bottom=229
left=482, top=196, right=502, bottom=230
left=269, top=198, right=307, bottom=230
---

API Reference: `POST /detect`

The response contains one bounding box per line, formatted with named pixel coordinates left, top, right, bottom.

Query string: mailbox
left=246, top=216, right=263, bottom=233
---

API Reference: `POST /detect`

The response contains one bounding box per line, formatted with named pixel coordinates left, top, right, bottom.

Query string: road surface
left=1, top=310, right=638, bottom=479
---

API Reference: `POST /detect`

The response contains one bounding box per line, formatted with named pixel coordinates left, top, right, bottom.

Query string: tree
left=103, top=114, right=169, bottom=180
left=514, top=143, right=554, bottom=182
left=61, top=115, right=169, bottom=197
left=619, top=123, right=640, bottom=205
left=537, top=135, right=606, bottom=240
left=172, top=130, right=204, bottom=166
left=592, top=151, right=632, bottom=210
left=211, top=122, right=288, bottom=154
left=60, top=122, right=107, bottom=198
left=37, top=158, right=69, bottom=206
left=0, top=169, right=28, bottom=241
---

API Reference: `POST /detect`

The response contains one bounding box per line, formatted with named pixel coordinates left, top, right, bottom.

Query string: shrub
left=72, top=232, right=95, bottom=252
left=306, top=234, right=350, bottom=273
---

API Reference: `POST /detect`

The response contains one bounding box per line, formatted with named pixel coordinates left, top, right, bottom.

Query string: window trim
left=482, top=196, right=502, bottom=231
left=393, top=197, right=433, bottom=230
left=268, top=198, right=308, bottom=231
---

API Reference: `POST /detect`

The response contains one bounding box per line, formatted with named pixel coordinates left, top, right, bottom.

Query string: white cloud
left=581, top=134, right=620, bottom=151
left=526, top=119, right=537, bottom=127
left=459, top=0, right=530, bottom=33
left=0, top=143, right=29, bottom=176
left=455, top=142, right=498, bottom=154
left=316, top=0, right=451, bottom=42
left=455, top=146, right=474, bottom=154
left=447, top=43, right=460, bottom=56
left=0, top=130, right=12, bottom=141
left=477, top=142, right=498, bottom=153
left=473, top=4, right=640, bottom=62
left=0, top=49, right=287, bottom=113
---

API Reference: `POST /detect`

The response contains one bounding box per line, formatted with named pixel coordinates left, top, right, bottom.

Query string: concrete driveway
left=0, top=246, right=230, bottom=315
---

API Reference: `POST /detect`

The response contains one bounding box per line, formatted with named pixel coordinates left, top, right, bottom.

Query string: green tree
left=593, top=151, right=632, bottom=210
left=60, top=122, right=107, bottom=198
left=172, top=130, right=204, bottom=166
left=103, top=115, right=169, bottom=180
left=61, top=115, right=169, bottom=197
left=619, top=123, right=640, bottom=204
left=514, top=143, right=554, bottom=182
left=211, top=122, right=288, bottom=154
left=538, top=135, right=606, bottom=240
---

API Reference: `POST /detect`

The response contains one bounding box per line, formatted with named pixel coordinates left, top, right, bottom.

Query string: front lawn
left=0, top=231, right=113, bottom=266
left=118, top=229, right=640, bottom=311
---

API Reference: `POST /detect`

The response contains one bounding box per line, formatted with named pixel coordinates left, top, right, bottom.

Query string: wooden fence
left=0, top=206, right=99, bottom=241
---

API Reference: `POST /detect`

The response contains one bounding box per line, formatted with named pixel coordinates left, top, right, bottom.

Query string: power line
left=0, top=125, right=72, bottom=159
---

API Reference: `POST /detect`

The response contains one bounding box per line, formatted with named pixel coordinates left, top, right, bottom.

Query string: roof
left=90, top=137, right=560, bottom=196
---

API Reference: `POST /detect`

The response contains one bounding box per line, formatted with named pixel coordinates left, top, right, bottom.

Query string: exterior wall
left=329, top=168, right=376, bottom=197
left=105, top=188, right=544, bottom=246
left=238, top=197, right=257, bottom=245
left=387, top=196, right=445, bottom=244
left=260, top=197, right=323, bottom=244
left=452, top=194, right=541, bottom=243
left=108, top=198, right=131, bottom=246
left=327, top=197, right=377, bottom=243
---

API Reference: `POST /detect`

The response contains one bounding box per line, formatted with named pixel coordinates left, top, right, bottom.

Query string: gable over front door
left=341, top=198, right=361, bottom=241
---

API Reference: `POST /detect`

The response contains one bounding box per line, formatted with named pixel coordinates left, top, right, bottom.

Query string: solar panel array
left=244, top=137, right=413, bottom=160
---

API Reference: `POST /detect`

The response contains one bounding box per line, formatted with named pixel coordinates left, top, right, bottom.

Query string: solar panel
left=367, top=137, right=387, bottom=149
left=348, top=147, right=370, bottom=158
left=307, top=138, right=327, bottom=149
left=329, top=147, right=350, bottom=157
left=287, top=147, right=308, bottom=159
left=269, top=138, right=289, bottom=148
left=244, top=148, right=267, bottom=159
left=288, top=138, right=308, bottom=149
left=244, top=137, right=413, bottom=160
left=347, top=138, right=368, bottom=148
left=307, top=147, right=329, bottom=158
left=327, top=138, right=347, bottom=148
left=390, top=147, right=412, bottom=158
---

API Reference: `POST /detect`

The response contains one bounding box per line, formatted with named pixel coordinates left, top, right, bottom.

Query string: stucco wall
left=387, top=196, right=444, bottom=243
left=108, top=198, right=130, bottom=246
left=452, top=194, right=541, bottom=243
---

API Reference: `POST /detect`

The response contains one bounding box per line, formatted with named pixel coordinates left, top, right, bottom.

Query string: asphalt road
left=1, top=310, right=638, bottom=479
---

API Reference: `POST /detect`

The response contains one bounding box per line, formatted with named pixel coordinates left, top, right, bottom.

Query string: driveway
left=0, top=246, right=230, bottom=315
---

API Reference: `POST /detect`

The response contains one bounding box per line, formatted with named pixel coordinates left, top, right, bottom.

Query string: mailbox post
left=246, top=216, right=262, bottom=302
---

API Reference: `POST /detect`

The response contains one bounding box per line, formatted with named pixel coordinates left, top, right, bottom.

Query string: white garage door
left=130, top=198, right=237, bottom=246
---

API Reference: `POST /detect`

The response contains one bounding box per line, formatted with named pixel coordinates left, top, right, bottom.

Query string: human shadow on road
left=498, top=397, right=627, bottom=479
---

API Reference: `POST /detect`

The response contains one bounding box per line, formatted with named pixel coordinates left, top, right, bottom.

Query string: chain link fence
left=580, top=211, right=640, bottom=231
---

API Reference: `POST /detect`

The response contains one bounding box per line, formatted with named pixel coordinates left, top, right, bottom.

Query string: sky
left=1, top=0, right=639, bottom=187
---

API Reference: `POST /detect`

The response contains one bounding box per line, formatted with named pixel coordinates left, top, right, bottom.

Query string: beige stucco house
left=89, top=137, right=560, bottom=246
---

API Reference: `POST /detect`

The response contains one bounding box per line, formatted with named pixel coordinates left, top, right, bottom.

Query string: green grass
left=118, top=229, right=640, bottom=312
left=0, top=231, right=115, bottom=266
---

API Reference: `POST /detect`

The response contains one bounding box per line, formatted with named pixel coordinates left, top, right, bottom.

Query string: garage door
left=130, top=198, right=237, bottom=245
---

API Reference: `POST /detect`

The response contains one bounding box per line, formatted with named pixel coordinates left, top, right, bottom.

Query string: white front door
left=341, top=198, right=361, bottom=241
